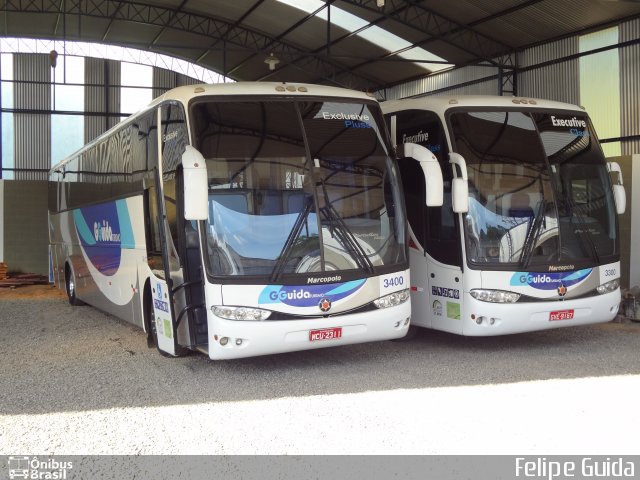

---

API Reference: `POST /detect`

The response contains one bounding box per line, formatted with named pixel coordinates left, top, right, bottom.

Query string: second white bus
left=383, top=95, right=625, bottom=336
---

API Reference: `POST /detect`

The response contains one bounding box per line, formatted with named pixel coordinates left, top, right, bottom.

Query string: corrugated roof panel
left=518, top=36, right=578, bottom=68
left=517, top=35, right=580, bottom=106
left=14, top=54, right=51, bottom=179
left=85, top=58, right=121, bottom=142
left=380, top=64, right=495, bottom=100
left=620, top=18, right=640, bottom=156
left=1, top=0, right=639, bottom=91
left=518, top=60, right=580, bottom=105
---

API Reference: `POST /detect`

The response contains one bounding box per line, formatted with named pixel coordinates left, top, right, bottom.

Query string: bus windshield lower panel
left=191, top=98, right=407, bottom=281
left=450, top=110, right=618, bottom=270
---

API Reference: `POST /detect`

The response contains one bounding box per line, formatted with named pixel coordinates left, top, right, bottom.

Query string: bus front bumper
left=206, top=302, right=411, bottom=360
left=461, top=289, right=621, bottom=336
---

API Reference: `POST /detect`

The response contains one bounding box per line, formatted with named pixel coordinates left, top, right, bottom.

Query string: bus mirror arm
left=607, top=161, right=626, bottom=215
left=397, top=142, right=444, bottom=207
left=182, top=145, right=209, bottom=221
left=449, top=152, right=469, bottom=214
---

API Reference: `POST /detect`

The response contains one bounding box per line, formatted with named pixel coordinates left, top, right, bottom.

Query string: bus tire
left=65, top=264, right=85, bottom=306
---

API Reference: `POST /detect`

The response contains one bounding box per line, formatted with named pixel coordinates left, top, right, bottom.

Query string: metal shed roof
left=1, top=0, right=639, bottom=91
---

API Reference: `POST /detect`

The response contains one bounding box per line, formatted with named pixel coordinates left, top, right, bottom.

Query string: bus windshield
left=449, top=109, right=618, bottom=270
left=191, top=98, right=406, bottom=281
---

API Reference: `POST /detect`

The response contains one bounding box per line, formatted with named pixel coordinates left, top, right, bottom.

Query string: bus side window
left=162, top=176, right=181, bottom=270
left=145, top=177, right=179, bottom=274
left=146, top=183, right=164, bottom=273
left=143, top=112, right=165, bottom=274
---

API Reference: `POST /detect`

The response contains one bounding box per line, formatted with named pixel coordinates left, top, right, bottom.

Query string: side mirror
left=182, top=145, right=209, bottom=221
left=613, top=184, right=626, bottom=215
left=607, top=161, right=626, bottom=215
left=449, top=152, right=469, bottom=213
left=397, top=142, right=444, bottom=207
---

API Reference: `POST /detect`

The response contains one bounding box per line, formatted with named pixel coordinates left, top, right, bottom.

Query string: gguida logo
left=258, top=280, right=366, bottom=308
left=93, top=220, right=120, bottom=243
left=510, top=269, right=592, bottom=290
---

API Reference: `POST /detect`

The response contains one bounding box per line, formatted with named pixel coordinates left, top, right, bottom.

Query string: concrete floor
left=1, top=298, right=640, bottom=454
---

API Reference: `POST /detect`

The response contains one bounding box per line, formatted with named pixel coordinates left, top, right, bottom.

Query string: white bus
left=49, top=82, right=443, bottom=359
left=383, top=95, right=626, bottom=336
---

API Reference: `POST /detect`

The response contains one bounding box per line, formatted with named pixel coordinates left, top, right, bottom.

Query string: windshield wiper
left=519, top=200, right=547, bottom=269
left=269, top=196, right=314, bottom=283
left=569, top=202, right=601, bottom=264
left=320, top=197, right=375, bottom=275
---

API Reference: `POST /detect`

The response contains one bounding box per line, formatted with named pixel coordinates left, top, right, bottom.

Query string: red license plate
left=309, top=327, right=342, bottom=342
left=549, top=309, right=575, bottom=321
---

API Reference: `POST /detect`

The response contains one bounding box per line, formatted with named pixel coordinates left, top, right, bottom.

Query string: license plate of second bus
left=309, top=327, right=342, bottom=342
left=549, top=309, right=574, bottom=321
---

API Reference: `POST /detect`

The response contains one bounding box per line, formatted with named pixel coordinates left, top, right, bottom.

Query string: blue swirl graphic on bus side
left=73, top=199, right=135, bottom=276
left=258, top=279, right=366, bottom=307
left=509, top=269, right=593, bottom=290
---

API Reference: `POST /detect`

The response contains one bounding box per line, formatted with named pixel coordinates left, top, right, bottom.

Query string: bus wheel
left=65, top=264, right=85, bottom=306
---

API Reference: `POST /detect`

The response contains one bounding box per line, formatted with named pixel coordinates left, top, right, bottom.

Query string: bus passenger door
left=146, top=178, right=181, bottom=356
left=161, top=103, right=207, bottom=349
left=391, top=109, right=464, bottom=333
left=143, top=106, right=185, bottom=356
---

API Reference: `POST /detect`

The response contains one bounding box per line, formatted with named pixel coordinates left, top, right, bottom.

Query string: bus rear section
left=50, top=83, right=444, bottom=359
left=383, top=95, right=625, bottom=336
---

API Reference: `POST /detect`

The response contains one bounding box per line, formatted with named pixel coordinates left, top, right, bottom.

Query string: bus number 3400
left=383, top=277, right=404, bottom=288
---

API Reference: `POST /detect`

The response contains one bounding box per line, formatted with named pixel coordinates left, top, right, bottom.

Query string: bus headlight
left=470, top=289, right=520, bottom=303
left=212, top=306, right=271, bottom=321
left=596, top=279, right=619, bottom=294
left=373, top=289, right=410, bottom=309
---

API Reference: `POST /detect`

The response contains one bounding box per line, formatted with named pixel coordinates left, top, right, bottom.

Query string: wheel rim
left=67, top=269, right=76, bottom=299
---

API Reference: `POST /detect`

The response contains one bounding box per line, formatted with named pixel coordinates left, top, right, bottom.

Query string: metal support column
left=498, top=52, right=517, bottom=96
